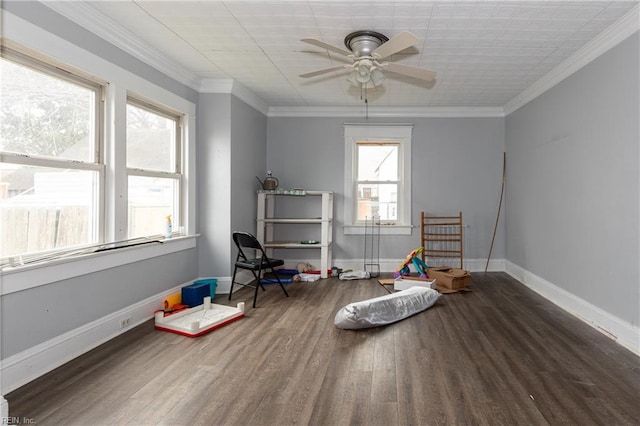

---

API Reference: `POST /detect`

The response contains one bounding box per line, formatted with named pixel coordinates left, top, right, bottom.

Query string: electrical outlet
left=119, top=317, right=131, bottom=329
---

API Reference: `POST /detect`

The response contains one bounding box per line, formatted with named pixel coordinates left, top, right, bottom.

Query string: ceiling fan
left=300, top=30, right=437, bottom=90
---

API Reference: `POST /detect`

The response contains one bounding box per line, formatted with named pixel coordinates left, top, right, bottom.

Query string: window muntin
left=126, top=98, right=182, bottom=239
left=1, top=50, right=103, bottom=260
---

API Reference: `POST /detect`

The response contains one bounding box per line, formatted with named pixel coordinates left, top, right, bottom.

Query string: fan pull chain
left=363, top=84, right=369, bottom=119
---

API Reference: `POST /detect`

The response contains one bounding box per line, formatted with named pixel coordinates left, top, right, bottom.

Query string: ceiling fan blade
left=371, top=31, right=419, bottom=60
left=301, top=38, right=353, bottom=57
left=383, top=62, right=437, bottom=81
left=299, top=65, right=349, bottom=78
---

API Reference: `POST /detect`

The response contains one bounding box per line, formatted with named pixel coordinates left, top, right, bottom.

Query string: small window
left=1, top=49, right=103, bottom=260
left=344, top=124, right=412, bottom=235
left=126, top=98, right=182, bottom=239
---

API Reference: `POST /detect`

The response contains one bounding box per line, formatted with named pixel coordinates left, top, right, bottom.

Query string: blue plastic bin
left=193, top=278, right=218, bottom=301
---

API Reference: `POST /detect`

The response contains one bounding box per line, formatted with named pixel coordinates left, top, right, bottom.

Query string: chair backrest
left=232, top=231, right=266, bottom=261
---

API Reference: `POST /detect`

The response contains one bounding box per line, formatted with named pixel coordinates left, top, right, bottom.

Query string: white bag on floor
left=334, top=286, right=440, bottom=330
left=338, top=270, right=371, bottom=280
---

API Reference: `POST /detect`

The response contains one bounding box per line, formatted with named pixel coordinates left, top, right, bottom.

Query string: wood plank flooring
left=7, top=272, right=640, bottom=425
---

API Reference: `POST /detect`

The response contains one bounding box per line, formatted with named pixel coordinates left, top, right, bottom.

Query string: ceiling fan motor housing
left=344, top=30, right=389, bottom=57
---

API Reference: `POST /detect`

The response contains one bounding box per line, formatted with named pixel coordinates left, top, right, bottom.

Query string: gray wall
left=266, top=116, right=506, bottom=265
left=505, top=32, right=639, bottom=326
left=230, top=96, right=267, bottom=238
left=197, top=94, right=267, bottom=278
left=1, top=249, right=197, bottom=358
left=197, top=93, right=233, bottom=277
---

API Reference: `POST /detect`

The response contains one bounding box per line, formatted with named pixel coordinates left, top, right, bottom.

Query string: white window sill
left=0, top=235, right=198, bottom=296
left=343, top=225, right=413, bottom=235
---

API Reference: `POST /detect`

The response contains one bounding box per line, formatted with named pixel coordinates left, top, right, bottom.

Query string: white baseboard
left=0, top=396, right=7, bottom=419
left=505, top=261, right=640, bottom=356
left=0, top=282, right=190, bottom=395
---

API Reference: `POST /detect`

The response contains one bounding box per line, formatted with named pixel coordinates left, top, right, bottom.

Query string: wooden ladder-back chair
left=421, top=211, right=464, bottom=269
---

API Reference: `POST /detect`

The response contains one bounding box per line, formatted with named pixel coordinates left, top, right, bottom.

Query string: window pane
left=357, top=144, right=398, bottom=181
left=0, top=164, right=99, bottom=258
left=127, top=104, right=176, bottom=172
left=128, top=175, right=178, bottom=238
left=0, top=57, right=95, bottom=162
left=357, top=183, right=397, bottom=221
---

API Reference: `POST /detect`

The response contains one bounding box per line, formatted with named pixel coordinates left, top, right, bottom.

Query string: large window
left=126, top=99, right=182, bottom=239
left=344, top=124, right=412, bottom=235
left=0, top=45, right=192, bottom=266
left=0, top=49, right=103, bottom=259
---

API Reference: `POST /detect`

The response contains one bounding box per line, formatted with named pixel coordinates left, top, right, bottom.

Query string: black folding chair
left=229, top=231, right=289, bottom=308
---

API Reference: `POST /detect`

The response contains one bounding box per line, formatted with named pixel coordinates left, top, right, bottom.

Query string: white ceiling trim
left=41, top=1, right=638, bottom=119
left=503, top=5, right=640, bottom=116
left=199, top=78, right=235, bottom=94
left=41, top=1, right=202, bottom=91
left=200, top=79, right=270, bottom=116
left=267, top=106, right=505, bottom=118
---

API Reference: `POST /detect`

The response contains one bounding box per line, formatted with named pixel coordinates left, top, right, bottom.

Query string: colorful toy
left=394, top=247, right=429, bottom=278
left=155, top=297, right=244, bottom=338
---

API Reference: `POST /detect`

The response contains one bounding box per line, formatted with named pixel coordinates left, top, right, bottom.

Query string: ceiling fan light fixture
left=347, top=63, right=385, bottom=88
left=371, top=68, right=384, bottom=85
left=356, top=65, right=371, bottom=83
left=347, top=70, right=360, bottom=86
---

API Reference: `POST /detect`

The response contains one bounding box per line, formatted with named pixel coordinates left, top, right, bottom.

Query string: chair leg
left=229, top=266, right=239, bottom=301
left=251, top=270, right=266, bottom=291
left=269, top=266, right=289, bottom=297
left=253, top=279, right=260, bottom=308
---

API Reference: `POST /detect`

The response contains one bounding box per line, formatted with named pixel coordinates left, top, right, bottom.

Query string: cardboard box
left=427, top=267, right=472, bottom=293
left=394, top=276, right=436, bottom=291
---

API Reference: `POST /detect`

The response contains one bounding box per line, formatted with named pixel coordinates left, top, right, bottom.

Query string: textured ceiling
left=44, top=1, right=639, bottom=111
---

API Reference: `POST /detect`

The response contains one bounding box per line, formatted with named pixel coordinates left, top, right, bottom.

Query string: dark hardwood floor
left=7, top=272, right=640, bottom=425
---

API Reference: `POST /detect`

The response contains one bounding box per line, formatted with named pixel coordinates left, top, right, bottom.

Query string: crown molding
left=41, top=1, right=202, bottom=92
left=199, top=79, right=270, bottom=116
left=267, top=105, right=505, bottom=118
left=39, top=1, right=638, bottom=118
left=504, top=5, right=639, bottom=116
left=199, top=78, right=235, bottom=94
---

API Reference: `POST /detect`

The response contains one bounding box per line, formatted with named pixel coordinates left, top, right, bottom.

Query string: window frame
left=0, top=47, right=106, bottom=259
left=343, top=124, right=413, bottom=235
left=126, top=96, right=184, bottom=239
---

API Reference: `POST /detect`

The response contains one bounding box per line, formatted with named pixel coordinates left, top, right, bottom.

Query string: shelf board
left=264, top=241, right=332, bottom=249
left=258, top=218, right=324, bottom=224
left=259, top=190, right=332, bottom=196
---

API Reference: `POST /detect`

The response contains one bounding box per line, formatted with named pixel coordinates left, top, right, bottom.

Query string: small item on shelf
left=300, top=240, right=319, bottom=244
left=257, top=188, right=307, bottom=195
left=255, top=171, right=279, bottom=190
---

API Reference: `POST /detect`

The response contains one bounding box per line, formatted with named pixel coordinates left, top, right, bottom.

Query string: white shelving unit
left=257, top=191, right=333, bottom=278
